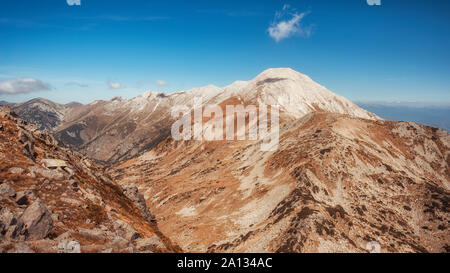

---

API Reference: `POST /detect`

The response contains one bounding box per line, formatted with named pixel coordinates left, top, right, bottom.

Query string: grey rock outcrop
left=0, top=183, right=16, bottom=198
left=0, top=206, right=23, bottom=240
left=15, top=191, right=29, bottom=206
left=122, top=186, right=156, bottom=223
left=18, top=129, right=35, bottom=160
left=58, top=240, right=81, bottom=253
left=20, top=199, right=53, bottom=240
left=6, top=243, right=35, bottom=253
left=78, top=228, right=106, bottom=242
left=135, top=236, right=165, bottom=253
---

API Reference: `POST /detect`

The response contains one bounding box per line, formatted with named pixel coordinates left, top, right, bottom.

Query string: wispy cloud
left=65, top=82, right=89, bottom=88
left=74, top=15, right=170, bottom=22
left=268, top=5, right=313, bottom=42
left=156, top=80, right=168, bottom=87
left=66, top=0, right=81, bottom=6
left=0, top=78, right=51, bottom=94
left=196, top=9, right=261, bottom=17
left=108, top=81, right=122, bottom=89
left=0, top=17, right=96, bottom=31
left=0, top=13, right=167, bottom=31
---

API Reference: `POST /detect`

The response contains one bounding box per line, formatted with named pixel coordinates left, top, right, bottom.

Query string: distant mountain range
left=0, top=100, right=13, bottom=106
left=357, top=103, right=450, bottom=132
left=1, top=68, right=448, bottom=253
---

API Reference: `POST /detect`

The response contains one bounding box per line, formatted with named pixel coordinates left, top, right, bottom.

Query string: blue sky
left=0, top=0, right=449, bottom=105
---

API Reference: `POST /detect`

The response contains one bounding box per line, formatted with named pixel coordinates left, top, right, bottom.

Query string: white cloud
left=0, top=78, right=51, bottom=94
left=156, top=80, right=168, bottom=87
left=108, top=81, right=122, bottom=89
left=65, top=82, right=88, bottom=88
left=268, top=6, right=312, bottom=42
left=67, top=0, right=81, bottom=6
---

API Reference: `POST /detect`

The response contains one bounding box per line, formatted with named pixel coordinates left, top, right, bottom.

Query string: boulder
left=80, top=244, right=105, bottom=253
left=66, top=241, right=81, bottom=253
left=0, top=207, right=16, bottom=235
left=78, top=228, right=106, bottom=242
left=20, top=199, right=53, bottom=240
left=1, top=208, right=24, bottom=240
left=6, top=221, right=24, bottom=239
left=9, top=167, right=25, bottom=174
left=29, top=239, right=56, bottom=252
left=60, top=197, right=82, bottom=206
left=15, top=191, right=29, bottom=206
left=6, top=243, right=34, bottom=253
left=42, top=159, right=68, bottom=169
left=124, top=227, right=141, bottom=242
left=29, top=166, right=65, bottom=180
left=58, top=240, right=81, bottom=253
left=56, top=231, right=73, bottom=242
left=112, top=219, right=141, bottom=242
left=0, top=183, right=16, bottom=198
left=110, top=237, right=129, bottom=250
left=122, top=246, right=135, bottom=253
left=135, top=236, right=165, bottom=253
left=18, top=129, right=35, bottom=160
left=122, top=186, right=156, bottom=223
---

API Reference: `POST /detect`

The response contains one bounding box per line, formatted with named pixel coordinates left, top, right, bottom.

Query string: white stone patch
left=176, top=206, right=198, bottom=217
left=232, top=183, right=291, bottom=228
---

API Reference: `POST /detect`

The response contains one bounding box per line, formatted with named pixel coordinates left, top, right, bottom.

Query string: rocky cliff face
left=0, top=107, right=180, bottom=253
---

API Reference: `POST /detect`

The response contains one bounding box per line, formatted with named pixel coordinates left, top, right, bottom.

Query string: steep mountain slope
left=53, top=68, right=378, bottom=165
left=55, top=86, right=223, bottom=165
left=11, top=98, right=81, bottom=131
left=110, top=112, right=449, bottom=253
left=220, top=68, right=377, bottom=120
left=0, top=107, right=180, bottom=253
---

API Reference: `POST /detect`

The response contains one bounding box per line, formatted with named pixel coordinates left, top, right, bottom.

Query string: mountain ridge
left=110, top=111, right=449, bottom=252
left=51, top=68, right=380, bottom=164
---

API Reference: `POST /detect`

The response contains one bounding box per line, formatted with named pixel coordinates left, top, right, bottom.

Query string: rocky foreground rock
left=0, top=107, right=180, bottom=253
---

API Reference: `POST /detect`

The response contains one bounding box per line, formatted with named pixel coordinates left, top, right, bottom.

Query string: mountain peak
left=232, top=68, right=379, bottom=120
left=256, top=67, right=307, bottom=81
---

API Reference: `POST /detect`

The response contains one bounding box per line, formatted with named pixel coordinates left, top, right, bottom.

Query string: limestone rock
left=20, top=199, right=53, bottom=240
left=135, top=236, right=165, bottom=253
left=29, top=166, right=65, bottom=180
left=58, top=240, right=81, bottom=253
left=15, top=191, right=29, bottom=206
left=9, top=167, right=25, bottom=174
left=42, top=159, right=68, bottom=169
left=6, top=243, right=34, bottom=253
left=110, top=237, right=129, bottom=250
left=18, top=129, right=35, bottom=160
left=0, top=183, right=16, bottom=198
left=78, top=228, right=106, bottom=242
left=0, top=207, right=16, bottom=236
left=122, top=186, right=156, bottom=223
